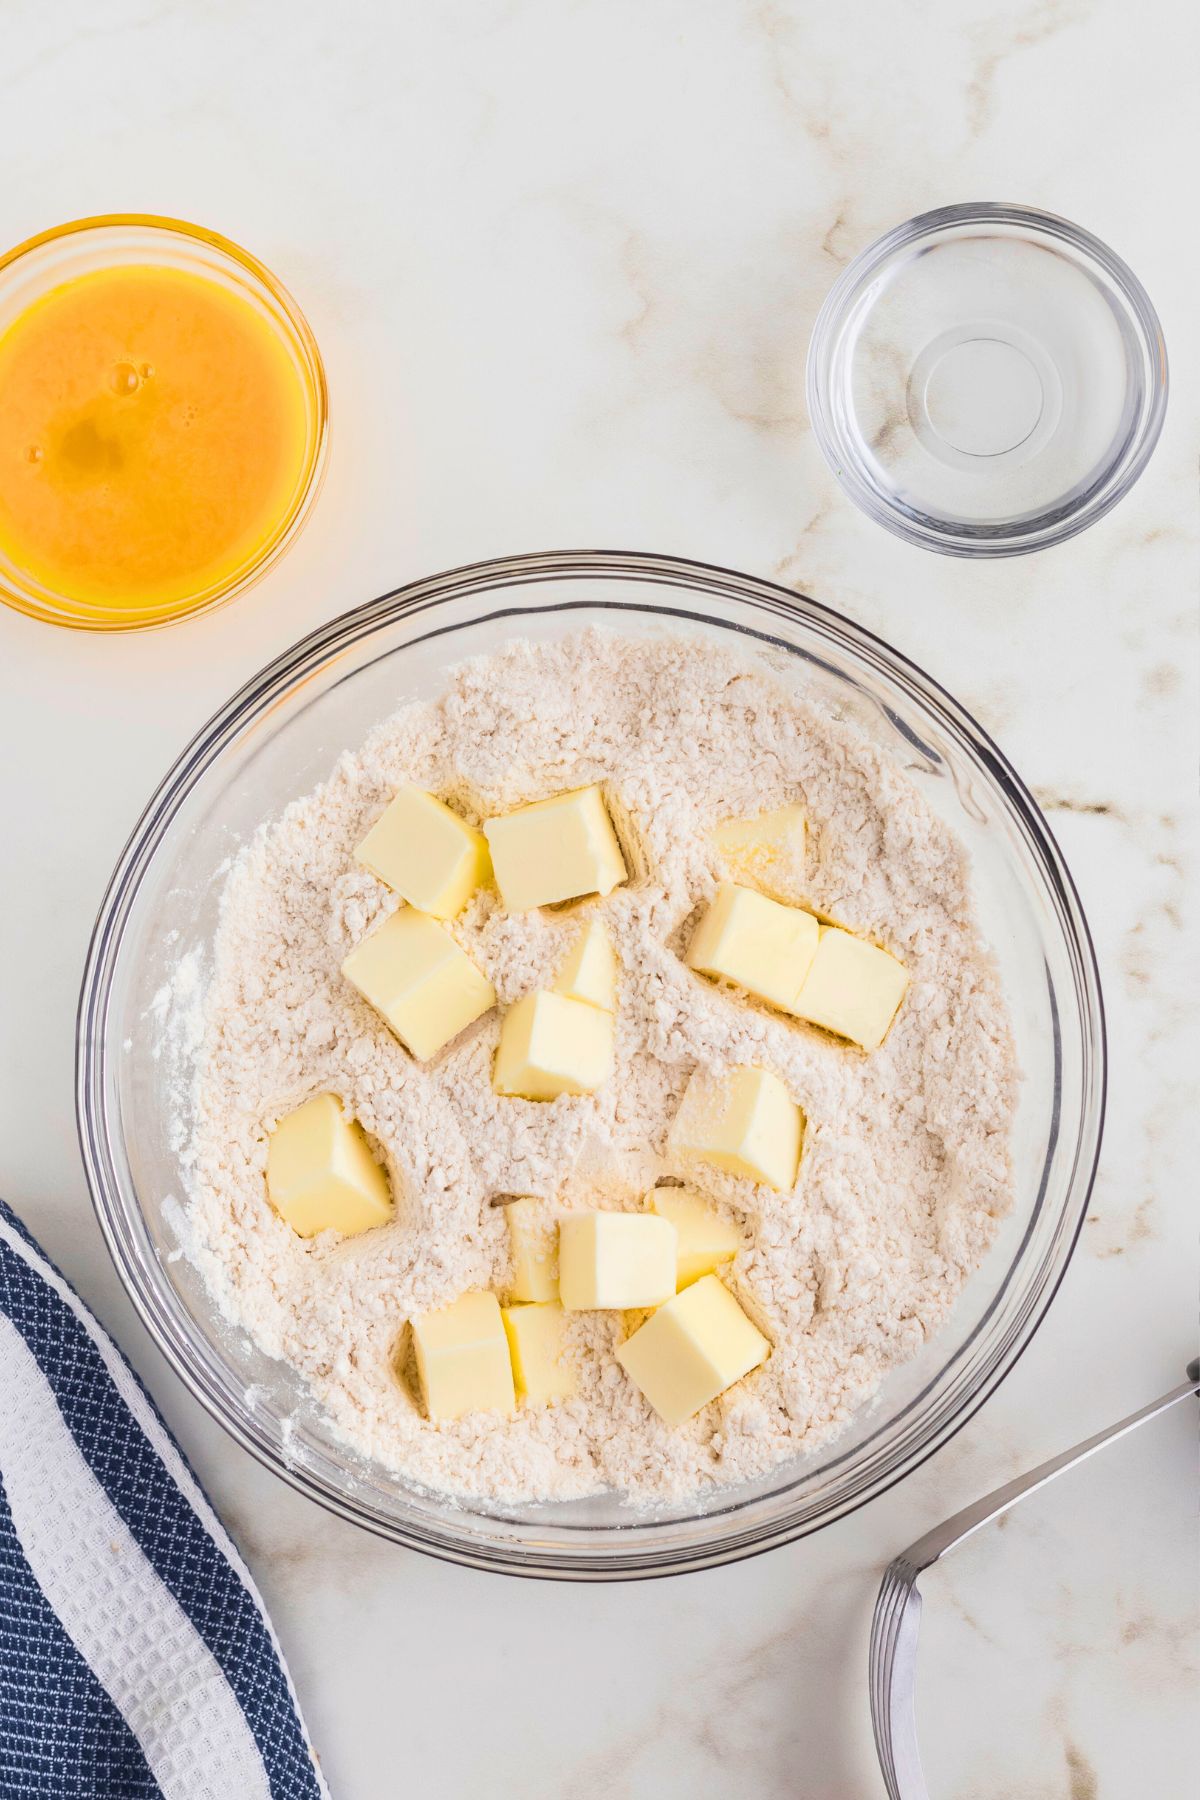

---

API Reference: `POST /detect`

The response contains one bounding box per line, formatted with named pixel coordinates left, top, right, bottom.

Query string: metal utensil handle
left=872, top=1361, right=1200, bottom=1800
left=906, top=1364, right=1200, bottom=1572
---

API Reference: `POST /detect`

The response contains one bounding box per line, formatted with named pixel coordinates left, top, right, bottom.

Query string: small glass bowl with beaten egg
left=0, top=215, right=327, bottom=630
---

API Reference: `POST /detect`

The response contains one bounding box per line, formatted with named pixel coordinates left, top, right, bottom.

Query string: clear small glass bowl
left=0, top=215, right=328, bottom=630
left=806, top=203, right=1167, bottom=557
left=77, top=551, right=1105, bottom=1578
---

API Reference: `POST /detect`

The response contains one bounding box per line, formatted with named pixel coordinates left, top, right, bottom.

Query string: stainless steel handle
left=870, top=1360, right=1200, bottom=1800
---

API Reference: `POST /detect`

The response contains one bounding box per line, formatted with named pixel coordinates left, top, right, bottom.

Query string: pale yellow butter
left=265, top=1094, right=392, bottom=1240
left=341, top=908, right=495, bottom=1061
left=650, top=1187, right=739, bottom=1289
left=411, top=1290, right=515, bottom=1421
left=686, top=882, right=820, bottom=1012
left=502, top=1301, right=577, bottom=1404
left=493, top=990, right=614, bottom=1099
left=616, top=1274, right=770, bottom=1426
left=553, top=919, right=617, bottom=1011
left=792, top=926, right=909, bottom=1051
left=558, top=1212, right=678, bottom=1310
left=670, top=1064, right=804, bottom=1191
left=354, top=785, right=491, bottom=919
left=505, top=1197, right=560, bottom=1302
left=484, top=784, right=627, bottom=910
left=712, top=802, right=806, bottom=901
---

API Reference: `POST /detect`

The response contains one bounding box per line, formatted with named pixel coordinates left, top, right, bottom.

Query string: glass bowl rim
left=76, top=548, right=1107, bottom=1578
left=0, top=212, right=329, bottom=631
left=805, top=200, right=1169, bottom=559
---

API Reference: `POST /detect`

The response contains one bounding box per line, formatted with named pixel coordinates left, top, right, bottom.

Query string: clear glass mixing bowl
left=77, top=551, right=1105, bottom=1579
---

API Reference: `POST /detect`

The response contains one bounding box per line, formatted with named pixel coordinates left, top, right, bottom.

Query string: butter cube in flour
left=553, top=919, right=617, bottom=1011
left=651, top=1187, right=739, bottom=1289
left=505, top=1198, right=560, bottom=1302
left=411, top=1290, right=515, bottom=1421
left=502, top=1302, right=577, bottom=1404
left=686, top=882, right=819, bottom=1012
left=354, top=785, right=491, bottom=919
left=712, top=803, right=806, bottom=901
left=616, top=1274, right=769, bottom=1427
left=791, top=927, right=909, bottom=1051
left=484, top=785, right=627, bottom=910
left=670, top=1065, right=804, bottom=1192
left=558, top=1212, right=678, bottom=1310
left=266, top=1094, right=392, bottom=1239
left=341, top=908, right=495, bottom=1061
left=493, top=990, right=613, bottom=1100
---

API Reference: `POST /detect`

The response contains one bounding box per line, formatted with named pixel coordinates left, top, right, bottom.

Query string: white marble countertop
left=1, top=1, right=1196, bottom=1793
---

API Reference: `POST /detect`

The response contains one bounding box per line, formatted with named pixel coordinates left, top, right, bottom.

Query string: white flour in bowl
left=173, top=630, right=1017, bottom=1505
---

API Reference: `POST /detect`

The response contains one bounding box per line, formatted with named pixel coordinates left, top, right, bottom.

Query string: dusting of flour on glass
left=166, top=630, right=1018, bottom=1506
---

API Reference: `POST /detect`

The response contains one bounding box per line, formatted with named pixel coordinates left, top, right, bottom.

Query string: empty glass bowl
left=77, top=551, right=1105, bottom=1577
left=806, top=203, right=1167, bottom=556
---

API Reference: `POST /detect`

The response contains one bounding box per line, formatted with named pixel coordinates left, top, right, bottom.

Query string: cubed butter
left=651, top=1186, right=740, bottom=1289
left=558, top=1212, right=678, bottom=1310
left=505, top=1197, right=560, bottom=1302
left=502, top=1302, right=577, bottom=1404
left=493, top=990, right=614, bottom=1100
left=713, top=802, right=806, bottom=901
left=342, top=908, right=495, bottom=1061
left=616, top=1274, right=769, bottom=1426
left=791, top=926, right=909, bottom=1051
left=553, top=919, right=617, bottom=1011
left=265, top=1094, right=392, bottom=1239
left=686, top=883, right=820, bottom=1013
left=670, top=1065, right=804, bottom=1192
left=484, top=785, right=627, bottom=910
left=411, top=1290, right=515, bottom=1422
left=354, top=785, right=491, bottom=919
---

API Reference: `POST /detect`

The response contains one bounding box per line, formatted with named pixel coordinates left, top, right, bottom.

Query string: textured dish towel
left=0, top=1199, right=329, bottom=1800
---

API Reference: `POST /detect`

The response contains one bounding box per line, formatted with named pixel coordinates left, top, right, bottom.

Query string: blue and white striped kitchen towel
left=0, top=1198, right=330, bottom=1800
